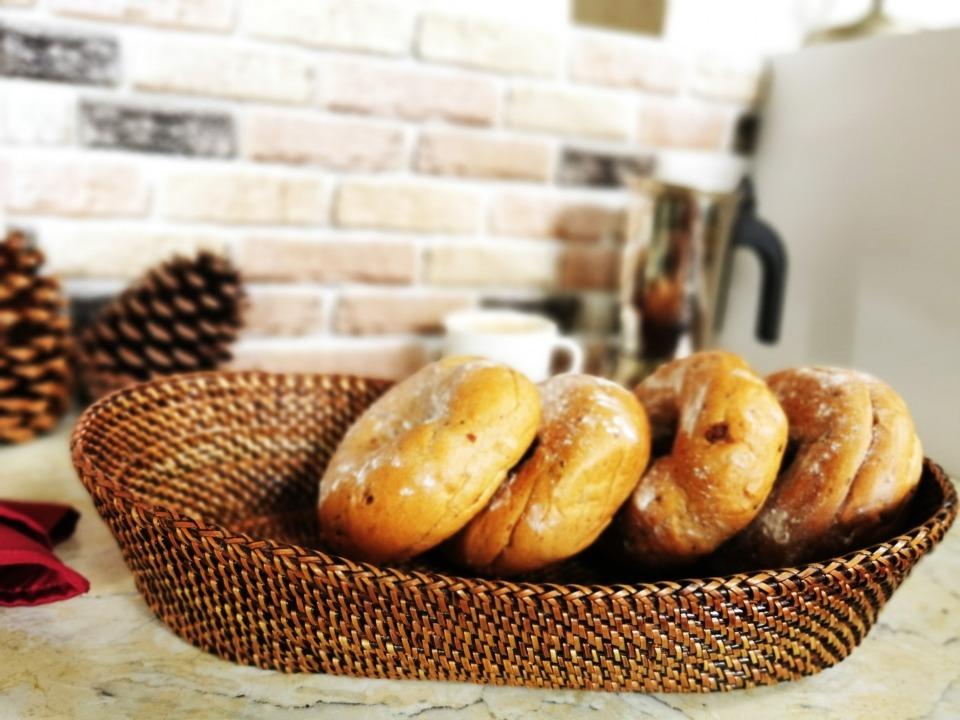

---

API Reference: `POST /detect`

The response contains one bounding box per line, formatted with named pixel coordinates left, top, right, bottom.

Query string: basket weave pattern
left=71, top=372, right=958, bottom=692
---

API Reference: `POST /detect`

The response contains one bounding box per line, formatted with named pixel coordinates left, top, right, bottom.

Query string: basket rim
left=71, top=370, right=959, bottom=602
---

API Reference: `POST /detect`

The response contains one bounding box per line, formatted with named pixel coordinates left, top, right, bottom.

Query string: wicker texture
left=0, top=230, right=72, bottom=444
left=75, top=252, right=244, bottom=400
left=71, top=372, right=958, bottom=693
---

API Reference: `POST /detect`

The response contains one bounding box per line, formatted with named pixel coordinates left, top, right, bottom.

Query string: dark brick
left=557, top=147, right=654, bottom=188
left=80, top=101, right=235, bottom=158
left=0, top=24, right=118, bottom=85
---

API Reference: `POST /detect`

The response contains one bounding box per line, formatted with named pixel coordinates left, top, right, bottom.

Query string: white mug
left=441, top=310, right=583, bottom=382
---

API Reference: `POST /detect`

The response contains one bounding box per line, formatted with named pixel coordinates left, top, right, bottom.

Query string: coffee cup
left=441, top=310, right=583, bottom=382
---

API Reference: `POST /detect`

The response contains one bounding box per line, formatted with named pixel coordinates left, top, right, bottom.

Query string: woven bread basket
left=70, top=372, right=957, bottom=693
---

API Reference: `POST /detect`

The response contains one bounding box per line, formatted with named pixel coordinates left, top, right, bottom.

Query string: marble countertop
left=1, top=422, right=958, bottom=720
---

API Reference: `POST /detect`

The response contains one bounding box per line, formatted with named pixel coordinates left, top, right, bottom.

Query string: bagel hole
left=705, top=422, right=731, bottom=443
left=651, top=423, right=677, bottom=458
left=780, top=438, right=800, bottom=472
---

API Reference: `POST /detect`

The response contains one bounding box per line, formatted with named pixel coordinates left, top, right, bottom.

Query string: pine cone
left=0, top=230, right=73, bottom=444
left=77, top=252, right=246, bottom=400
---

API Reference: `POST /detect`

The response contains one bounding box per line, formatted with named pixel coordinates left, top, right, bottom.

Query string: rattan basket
left=71, top=372, right=957, bottom=693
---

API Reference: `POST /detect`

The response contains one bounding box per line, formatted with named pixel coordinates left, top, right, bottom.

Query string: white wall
left=719, top=27, right=960, bottom=472
left=665, top=0, right=960, bottom=55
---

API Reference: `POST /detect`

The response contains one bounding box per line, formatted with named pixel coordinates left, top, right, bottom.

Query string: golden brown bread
left=317, top=356, right=540, bottom=564
left=619, top=351, right=788, bottom=568
left=449, top=374, right=651, bottom=576
left=727, top=366, right=923, bottom=567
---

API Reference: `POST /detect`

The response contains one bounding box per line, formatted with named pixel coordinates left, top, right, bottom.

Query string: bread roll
left=619, top=351, right=788, bottom=569
left=318, top=356, right=540, bottom=564
left=449, top=374, right=650, bottom=576
left=729, top=366, right=923, bottom=567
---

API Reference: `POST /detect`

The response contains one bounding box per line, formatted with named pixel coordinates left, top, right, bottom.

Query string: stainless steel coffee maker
left=615, top=175, right=786, bottom=385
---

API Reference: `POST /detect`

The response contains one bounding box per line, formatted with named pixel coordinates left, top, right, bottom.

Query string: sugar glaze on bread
left=729, top=366, right=923, bottom=566
left=619, top=351, right=788, bottom=568
left=450, top=374, right=651, bottom=576
left=318, top=356, right=540, bottom=563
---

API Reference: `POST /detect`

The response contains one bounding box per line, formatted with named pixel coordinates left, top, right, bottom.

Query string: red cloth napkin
left=0, top=500, right=90, bottom=607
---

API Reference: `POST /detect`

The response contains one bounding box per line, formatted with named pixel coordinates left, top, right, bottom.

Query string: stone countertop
left=1, top=423, right=958, bottom=720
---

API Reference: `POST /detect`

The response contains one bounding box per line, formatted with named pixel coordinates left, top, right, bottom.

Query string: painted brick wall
left=0, top=0, right=761, bottom=379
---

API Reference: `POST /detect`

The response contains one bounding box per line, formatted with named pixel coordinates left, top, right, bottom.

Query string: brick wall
left=0, top=0, right=760, bottom=380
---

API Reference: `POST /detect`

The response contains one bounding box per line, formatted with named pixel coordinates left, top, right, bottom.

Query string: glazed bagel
left=619, top=351, right=788, bottom=568
left=317, top=356, right=540, bottom=564
left=730, top=366, right=923, bottom=566
left=449, top=374, right=651, bottom=576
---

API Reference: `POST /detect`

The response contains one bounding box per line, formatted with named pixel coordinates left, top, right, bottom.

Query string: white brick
left=490, top=192, right=622, bottom=243
left=416, top=130, right=551, bottom=182
left=132, top=38, right=312, bottom=104
left=39, top=227, right=228, bottom=278
left=692, top=54, right=763, bottom=104
left=163, top=171, right=327, bottom=225
left=244, top=286, right=328, bottom=337
left=334, top=291, right=474, bottom=335
left=245, top=0, right=413, bottom=55
left=0, top=82, right=74, bottom=145
left=571, top=32, right=687, bottom=94
left=505, top=86, right=632, bottom=141
left=1, top=159, right=149, bottom=217
left=318, top=59, right=498, bottom=126
left=417, top=13, right=560, bottom=77
left=50, top=0, right=234, bottom=32
left=425, top=243, right=558, bottom=288
left=637, top=100, right=732, bottom=151
left=243, top=110, right=404, bottom=171
left=335, top=181, right=481, bottom=234
left=228, top=338, right=429, bottom=380
left=235, top=236, right=416, bottom=284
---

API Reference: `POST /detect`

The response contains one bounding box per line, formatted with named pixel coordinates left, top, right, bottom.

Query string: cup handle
left=551, top=337, right=584, bottom=375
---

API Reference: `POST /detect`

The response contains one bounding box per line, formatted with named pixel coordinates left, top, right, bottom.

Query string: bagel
left=448, top=374, right=651, bottom=576
left=729, top=366, right=923, bottom=566
left=317, top=356, right=540, bottom=564
left=619, top=351, right=788, bottom=568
